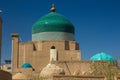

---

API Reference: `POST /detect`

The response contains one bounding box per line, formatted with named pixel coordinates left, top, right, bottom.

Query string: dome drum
left=32, top=32, right=74, bottom=41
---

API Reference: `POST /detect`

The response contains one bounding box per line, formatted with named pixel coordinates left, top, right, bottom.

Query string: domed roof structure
left=21, top=63, right=32, bottom=68
left=40, top=63, right=65, bottom=77
left=90, top=52, right=115, bottom=62
left=12, top=72, right=26, bottom=79
left=32, top=12, right=74, bottom=34
left=32, top=4, right=75, bottom=41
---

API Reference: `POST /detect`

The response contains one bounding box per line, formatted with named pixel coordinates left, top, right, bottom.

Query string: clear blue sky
left=0, top=0, right=120, bottom=63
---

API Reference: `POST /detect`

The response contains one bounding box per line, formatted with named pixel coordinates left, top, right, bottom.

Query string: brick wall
left=14, top=40, right=81, bottom=74
left=51, top=61, right=112, bottom=75
left=53, top=75, right=105, bottom=80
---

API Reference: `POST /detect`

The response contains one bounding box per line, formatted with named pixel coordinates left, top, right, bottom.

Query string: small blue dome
left=21, top=63, right=32, bottom=68
left=90, top=52, right=115, bottom=62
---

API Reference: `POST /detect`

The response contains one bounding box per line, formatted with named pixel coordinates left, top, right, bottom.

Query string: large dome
left=90, top=52, right=115, bottom=62
left=32, top=5, right=75, bottom=41
left=32, top=12, right=74, bottom=34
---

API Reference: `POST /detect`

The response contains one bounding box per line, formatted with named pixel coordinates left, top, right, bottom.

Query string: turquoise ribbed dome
left=21, top=63, right=32, bottom=68
left=32, top=12, right=74, bottom=34
left=90, top=52, right=115, bottom=62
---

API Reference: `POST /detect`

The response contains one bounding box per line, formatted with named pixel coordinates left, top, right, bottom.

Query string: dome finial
left=51, top=4, right=56, bottom=12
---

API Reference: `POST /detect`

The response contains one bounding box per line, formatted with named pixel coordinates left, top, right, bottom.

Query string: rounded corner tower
left=32, top=4, right=75, bottom=41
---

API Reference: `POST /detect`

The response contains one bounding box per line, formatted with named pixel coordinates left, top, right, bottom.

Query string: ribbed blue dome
left=21, top=63, right=32, bottom=68
left=90, top=52, right=115, bottom=62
